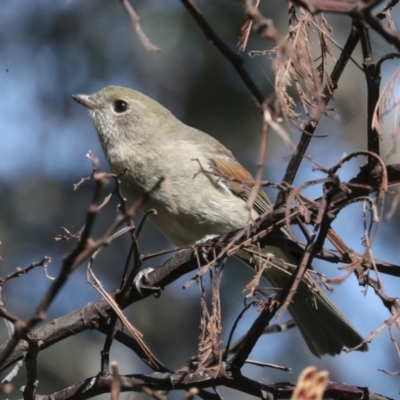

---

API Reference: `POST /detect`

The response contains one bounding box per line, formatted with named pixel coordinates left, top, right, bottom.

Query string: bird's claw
left=195, top=234, right=219, bottom=261
left=134, top=268, right=160, bottom=297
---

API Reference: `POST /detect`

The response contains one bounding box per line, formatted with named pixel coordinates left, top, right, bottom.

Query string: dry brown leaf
left=372, top=65, right=400, bottom=157
left=291, top=366, right=329, bottom=400
left=273, top=8, right=329, bottom=122
left=237, top=0, right=260, bottom=52
left=197, top=269, right=223, bottom=370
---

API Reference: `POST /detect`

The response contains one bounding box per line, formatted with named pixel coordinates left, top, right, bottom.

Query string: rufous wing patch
left=211, top=156, right=271, bottom=215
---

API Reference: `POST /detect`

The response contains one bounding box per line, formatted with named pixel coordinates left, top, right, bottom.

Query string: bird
left=72, top=85, right=367, bottom=357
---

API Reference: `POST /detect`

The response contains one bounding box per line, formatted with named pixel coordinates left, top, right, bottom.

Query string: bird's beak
left=71, top=94, right=96, bottom=110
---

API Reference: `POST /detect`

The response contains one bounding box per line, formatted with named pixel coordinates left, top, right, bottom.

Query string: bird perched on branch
left=72, top=85, right=367, bottom=357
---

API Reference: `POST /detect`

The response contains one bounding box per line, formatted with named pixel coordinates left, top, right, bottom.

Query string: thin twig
left=120, top=0, right=161, bottom=52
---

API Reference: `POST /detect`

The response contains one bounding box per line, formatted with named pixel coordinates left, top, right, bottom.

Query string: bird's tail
left=238, top=247, right=367, bottom=357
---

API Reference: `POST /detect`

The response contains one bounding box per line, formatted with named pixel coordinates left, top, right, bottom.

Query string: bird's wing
left=210, top=155, right=272, bottom=216
left=209, top=154, right=368, bottom=357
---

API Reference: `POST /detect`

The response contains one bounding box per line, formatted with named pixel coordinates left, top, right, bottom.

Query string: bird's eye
left=113, top=100, right=128, bottom=113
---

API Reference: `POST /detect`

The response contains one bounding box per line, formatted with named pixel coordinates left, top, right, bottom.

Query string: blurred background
left=0, top=0, right=399, bottom=399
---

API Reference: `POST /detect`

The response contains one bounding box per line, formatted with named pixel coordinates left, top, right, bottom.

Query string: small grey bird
left=72, top=86, right=367, bottom=357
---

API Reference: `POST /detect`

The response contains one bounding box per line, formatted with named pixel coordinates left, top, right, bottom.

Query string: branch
left=33, top=369, right=391, bottom=400
left=180, top=0, right=264, bottom=105
left=2, top=160, right=400, bottom=371
left=276, top=22, right=361, bottom=207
